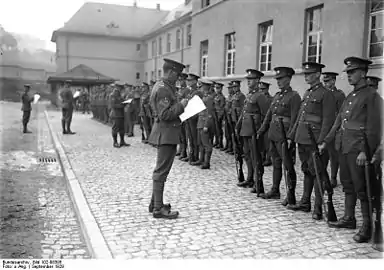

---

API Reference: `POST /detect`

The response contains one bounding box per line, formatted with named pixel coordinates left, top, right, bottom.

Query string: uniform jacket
left=178, top=86, right=191, bottom=101
left=148, top=79, right=185, bottom=146
left=258, top=87, right=301, bottom=142
left=231, top=90, right=246, bottom=122
left=59, top=87, right=74, bottom=109
left=330, top=86, right=346, bottom=115
left=139, top=90, right=152, bottom=117
left=109, top=90, right=125, bottom=118
left=323, top=83, right=382, bottom=154
left=225, top=94, right=233, bottom=117
left=214, top=93, right=226, bottom=117
left=197, top=92, right=215, bottom=130
left=237, top=88, right=269, bottom=137
left=287, top=82, right=336, bottom=145
left=21, top=92, right=33, bottom=111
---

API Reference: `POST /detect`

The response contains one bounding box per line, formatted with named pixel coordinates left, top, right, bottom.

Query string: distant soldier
left=236, top=70, right=269, bottom=196
left=21, top=84, right=34, bottom=134
left=222, top=83, right=234, bottom=153
left=258, top=67, right=301, bottom=206
left=366, top=75, right=382, bottom=91
left=176, top=73, right=190, bottom=159
left=287, top=62, right=336, bottom=220
left=259, top=81, right=273, bottom=167
left=230, top=80, right=246, bottom=155
left=133, top=86, right=141, bottom=124
left=213, top=82, right=226, bottom=149
left=81, top=88, right=90, bottom=114
left=59, top=80, right=77, bottom=135
left=139, top=82, right=152, bottom=143
left=322, top=72, right=346, bottom=187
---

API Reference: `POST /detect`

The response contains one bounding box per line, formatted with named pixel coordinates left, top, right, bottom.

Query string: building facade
left=52, top=0, right=383, bottom=96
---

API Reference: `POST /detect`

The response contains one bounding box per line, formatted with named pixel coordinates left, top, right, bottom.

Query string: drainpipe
left=181, top=26, right=184, bottom=64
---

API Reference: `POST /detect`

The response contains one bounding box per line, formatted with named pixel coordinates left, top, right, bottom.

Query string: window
left=305, top=5, right=323, bottom=63
left=201, top=0, right=210, bottom=8
left=259, top=21, right=273, bottom=72
left=200, top=40, right=209, bottom=77
left=145, top=72, right=148, bottom=82
left=186, top=24, right=192, bottom=47
left=225, top=33, right=236, bottom=76
left=158, top=37, right=162, bottom=55
left=167, top=33, right=171, bottom=53
left=136, top=44, right=141, bottom=51
left=158, top=69, right=162, bottom=79
left=152, top=40, right=157, bottom=58
left=369, top=0, right=384, bottom=59
left=136, top=72, right=140, bottom=80
left=185, top=64, right=190, bottom=73
left=176, top=29, right=181, bottom=50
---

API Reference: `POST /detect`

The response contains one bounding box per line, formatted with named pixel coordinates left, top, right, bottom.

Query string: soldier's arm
left=318, top=91, right=336, bottom=143
left=258, top=94, right=269, bottom=117
left=287, top=93, right=301, bottom=135
left=204, top=97, right=215, bottom=128
left=323, top=110, right=342, bottom=145
left=337, top=91, right=346, bottom=113
left=156, top=88, right=184, bottom=121
left=110, top=96, right=124, bottom=109
left=364, top=92, right=383, bottom=154
left=258, top=106, right=272, bottom=135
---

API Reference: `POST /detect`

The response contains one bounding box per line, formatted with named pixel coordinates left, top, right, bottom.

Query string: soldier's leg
left=178, top=122, right=187, bottom=158
left=190, top=119, right=199, bottom=163
left=181, top=122, right=192, bottom=162
left=66, top=108, right=75, bottom=134
left=201, top=129, right=213, bottom=169
left=221, top=117, right=229, bottom=151
left=238, top=137, right=254, bottom=187
left=142, top=116, right=151, bottom=142
left=111, top=119, right=119, bottom=148
left=127, top=111, right=134, bottom=136
left=261, top=141, right=282, bottom=199
left=328, top=145, right=339, bottom=187
left=311, top=150, right=330, bottom=220
left=118, top=118, right=130, bottom=147
left=152, top=144, right=179, bottom=219
left=22, top=111, right=31, bottom=133
left=287, top=144, right=313, bottom=212
left=61, top=109, right=67, bottom=134
left=251, top=136, right=265, bottom=196
left=191, top=129, right=204, bottom=166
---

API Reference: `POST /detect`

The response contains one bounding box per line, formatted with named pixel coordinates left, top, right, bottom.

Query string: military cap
left=343, top=57, right=372, bottom=72
left=179, top=73, right=188, bottom=79
left=274, top=66, right=295, bottom=79
left=187, top=73, right=200, bottom=81
left=366, top=76, right=382, bottom=87
left=231, top=80, right=241, bottom=87
left=322, top=72, right=339, bottom=82
left=215, top=82, right=224, bottom=87
left=302, top=62, right=325, bottom=73
left=199, top=78, right=213, bottom=85
left=163, top=58, right=185, bottom=73
left=259, top=81, right=271, bottom=88
left=245, top=69, right=264, bottom=79
left=227, top=82, right=233, bottom=88
left=24, top=84, right=31, bottom=88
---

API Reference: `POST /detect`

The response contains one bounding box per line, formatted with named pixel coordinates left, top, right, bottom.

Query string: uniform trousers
left=111, top=117, right=125, bottom=135
left=22, top=111, right=31, bottom=126
left=152, top=145, right=178, bottom=183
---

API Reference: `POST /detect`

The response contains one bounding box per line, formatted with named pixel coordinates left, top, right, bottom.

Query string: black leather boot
left=66, top=121, right=76, bottom=135
left=328, top=216, right=357, bottom=229
left=112, top=133, right=120, bottom=148
left=201, top=151, right=212, bottom=169
left=152, top=181, right=178, bottom=219
left=62, top=120, right=67, bottom=134
left=312, top=204, right=323, bottom=220
left=353, top=221, right=372, bottom=243
left=260, top=189, right=280, bottom=199
left=287, top=197, right=311, bottom=212
left=329, top=193, right=357, bottom=228
left=191, top=148, right=204, bottom=166
left=261, top=167, right=282, bottom=199
left=119, top=133, right=130, bottom=147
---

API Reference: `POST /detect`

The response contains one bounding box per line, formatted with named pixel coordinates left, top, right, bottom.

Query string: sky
left=0, top=0, right=183, bottom=51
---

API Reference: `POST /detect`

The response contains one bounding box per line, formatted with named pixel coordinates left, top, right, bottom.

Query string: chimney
left=156, top=3, right=160, bottom=10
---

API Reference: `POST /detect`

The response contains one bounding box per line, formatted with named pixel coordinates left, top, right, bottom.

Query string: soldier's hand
left=287, top=139, right=292, bottom=148
left=356, top=152, right=367, bottom=166
left=371, top=156, right=377, bottom=164
left=203, top=127, right=208, bottom=133
left=318, top=142, right=326, bottom=154
left=180, top=99, right=188, bottom=107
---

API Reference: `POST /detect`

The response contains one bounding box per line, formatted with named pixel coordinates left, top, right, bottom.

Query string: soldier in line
left=213, top=82, right=226, bottom=149
left=322, top=72, right=346, bottom=187
left=319, top=57, right=383, bottom=243
left=259, top=81, right=273, bottom=167
left=230, top=80, right=246, bottom=156
left=21, top=84, right=34, bottom=134
left=176, top=73, right=190, bottom=159
left=139, top=82, right=152, bottom=143
left=366, top=75, right=382, bottom=90
left=222, top=83, right=234, bottom=153
left=109, top=83, right=130, bottom=148
left=59, top=80, right=78, bottom=135
left=81, top=88, right=90, bottom=114
left=257, top=67, right=301, bottom=206
left=236, top=70, right=269, bottom=196
left=125, top=84, right=136, bottom=137
left=148, top=58, right=188, bottom=219
left=191, top=79, right=215, bottom=169
left=286, top=62, right=336, bottom=220
left=181, top=73, right=200, bottom=164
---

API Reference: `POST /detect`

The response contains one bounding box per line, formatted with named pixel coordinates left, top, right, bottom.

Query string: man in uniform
left=176, top=73, right=190, bottom=159
left=286, top=62, right=336, bottom=220
left=222, top=83, right=234, bottom=153
left=21, top=84, right=34, bottom=133
left=258, top=67, right=301, bottom=206
left=213, top=82, right=226, bottom=149
left=229, top=80, right=246, bottom=156
left=139, top=82, right=152, bottom=143
left=259, top=81, right=273, bottom=167
left=81, top=88, right=90, bottom=114
left=59, top=80, right=77, bottom=135
left=366, top=75, right=382, bottom=91
left=320, top=57, right=382, bottom=243
left=236, top=70, right=269, bottom=195
left=109, top=83, right=130, bottom=148
left=182, top=73, right=200, bottom=164
left=322, top=72, right=346, bottom=187
left=125, top=84, right=136, bottom=137
left=148, top=58, right=188, bottom=219
left=191, top=79, right=215, bottom=169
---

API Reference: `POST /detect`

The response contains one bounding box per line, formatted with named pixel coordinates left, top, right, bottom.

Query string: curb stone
left=44, top=110, right=113, bottom=259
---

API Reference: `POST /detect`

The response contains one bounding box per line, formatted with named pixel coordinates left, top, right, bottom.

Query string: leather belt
left=341, top=120, right=364, bottom=131
left=299, top=113, right=321, bottom=123
left=272, top=115, right=290, bottom=123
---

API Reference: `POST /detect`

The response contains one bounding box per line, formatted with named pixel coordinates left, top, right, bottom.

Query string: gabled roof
left=51, top=2, right=169, bottom=41
left=47, top=64, right=116, bottom=84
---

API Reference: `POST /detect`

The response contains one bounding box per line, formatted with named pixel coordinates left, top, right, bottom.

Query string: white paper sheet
left=33, top=94, right=40, bottom=104
left=73, top=90, right=81, bottom=98
left=179, top=95, right=206, bottom=122
left=122, top=98, right=133, bottom=104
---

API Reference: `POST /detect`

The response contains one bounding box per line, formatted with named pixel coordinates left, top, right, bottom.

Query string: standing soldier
left=125, top=84, right=136, bottom=137
left=21, top=84, right=34, bottom=134
left=191, top=79, right=215, bottom=169
left=139, top=82, right=152, bottom=143
left=320, top=57, right=382, bottom=243
left=259, top=81, right=273, bottom=167
left=213, top=82, right=226, bottom=149
left=236, top=70, right=269, bottom=195
left=148, top=58, right=188, bottom=219
left=366, top=75, right=382, bottom=91
left=230, top=80, right=246, bottom=156
left=182, top=73, right=201, bottom=164
left=81, top=88, right=90, bottom=114
left=258, top=67, right=301, bottom=206
left=176, top=73, right=190, bottom=159
left=59, top=80, right=77, bottom=135
left=322, top=72, right=346, bottom=187
left=222, top=83, right=234, bottom=153
left=109, top=83, right=130, bottom=148
left=286, top=62, right=336, bottom=220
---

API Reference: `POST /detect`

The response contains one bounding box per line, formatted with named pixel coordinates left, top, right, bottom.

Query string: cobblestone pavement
left=46, top=109, right=382, bottom=259
left=0, top=102, right=90, bottom=259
